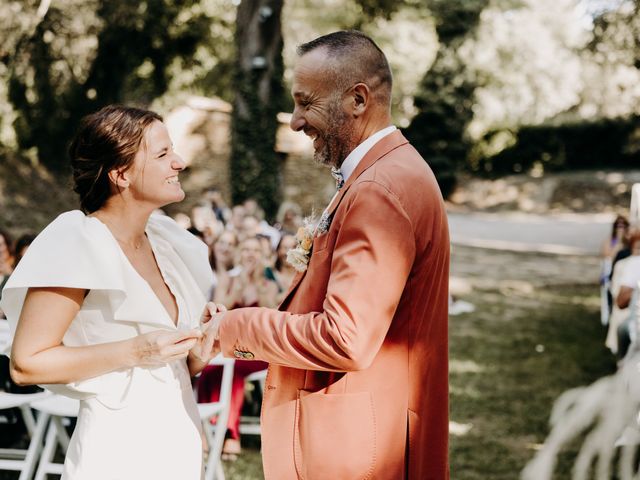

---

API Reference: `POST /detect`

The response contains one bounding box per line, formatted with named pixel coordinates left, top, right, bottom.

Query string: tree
left=3, top=0, right=223, bottom=173
left=229, top=0, right=286, bottom=220
left=577, top=0, right=640, bottom=119
left=404, top=0, right=489, bottom=197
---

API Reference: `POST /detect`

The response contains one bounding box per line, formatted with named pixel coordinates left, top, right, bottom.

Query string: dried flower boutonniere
left=286, top=218, right=315, bottom=272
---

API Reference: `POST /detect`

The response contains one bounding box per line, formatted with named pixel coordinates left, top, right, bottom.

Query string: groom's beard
left=313, top=100, right=355, bottom=168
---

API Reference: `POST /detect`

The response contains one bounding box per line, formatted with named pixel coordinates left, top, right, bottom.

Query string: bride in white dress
left=1, top=105, right=219, bottom=479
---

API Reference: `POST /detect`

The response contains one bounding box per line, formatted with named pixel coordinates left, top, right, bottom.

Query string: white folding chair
left=28, top=394, right=79, bottom=480
left=0, top=390, right=51, bottom=480
left=197, top=356, right=235, bottom=480
left=239, top=369, right=267, bottom=436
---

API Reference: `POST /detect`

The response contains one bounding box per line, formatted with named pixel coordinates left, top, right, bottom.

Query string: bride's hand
left=190, top=302, right=227, bottom=363
left=131, top=329, right=202, bottom=367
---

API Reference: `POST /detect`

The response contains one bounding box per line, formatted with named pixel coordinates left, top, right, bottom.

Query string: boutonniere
left=286, top=218, right=315, bottom=272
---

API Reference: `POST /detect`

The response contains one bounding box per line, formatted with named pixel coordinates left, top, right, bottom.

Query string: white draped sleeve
left=0, top=210, right=213, bottom=405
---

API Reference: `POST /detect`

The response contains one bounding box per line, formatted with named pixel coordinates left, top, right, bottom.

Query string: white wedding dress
left=1, top=211, right=213, bottom=480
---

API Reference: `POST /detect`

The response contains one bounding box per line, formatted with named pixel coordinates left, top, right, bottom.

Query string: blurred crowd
left=173, top=187, right=304, bottom=309
left=601, top=214, right=640, bottom=361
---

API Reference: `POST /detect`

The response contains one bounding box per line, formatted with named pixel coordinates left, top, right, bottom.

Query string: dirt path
left=449, top=211, right=613, bottom=256
left=450, top=244, right=601, bottom=291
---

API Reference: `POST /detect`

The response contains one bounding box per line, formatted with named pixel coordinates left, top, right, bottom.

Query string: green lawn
left=449, top=284, right=616, bottom=479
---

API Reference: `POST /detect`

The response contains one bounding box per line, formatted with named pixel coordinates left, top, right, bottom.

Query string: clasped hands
left=189, top=302, right=227, bottom=363
left=132, top=302, right=226, bottom=367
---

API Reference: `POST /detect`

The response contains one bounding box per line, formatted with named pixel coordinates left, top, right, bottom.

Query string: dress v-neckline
left=89, top=215, right=180, bottom=328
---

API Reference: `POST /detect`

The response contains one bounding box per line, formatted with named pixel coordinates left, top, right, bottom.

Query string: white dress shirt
left=339, top=125, right=397, bottom=183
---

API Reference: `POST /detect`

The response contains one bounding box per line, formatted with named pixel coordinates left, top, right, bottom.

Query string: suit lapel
left=277, top=130, right=409, bottom=311
left=278, top=270, right=305, bottom=311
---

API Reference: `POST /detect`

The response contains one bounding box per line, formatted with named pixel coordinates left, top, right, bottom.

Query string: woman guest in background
left=602, top=215, right=630, bottom=262
left=199, top=235, right=277, bottom=459
left=213, top=235, right=277, bottom=309
left=209, top=230, right=239, bottom=300
left=607, top=231, right=640, bottom=357
left=274, top=201, right=302, bottom=234
left=273, top=232, right=297, bottom=303
left=0, top=233, right=35, bottom=314
left=1, top=105, right=220, bottom=480
left=601, top=215, right=630, bottom=322
left=13, top=234, right=36, bottom=265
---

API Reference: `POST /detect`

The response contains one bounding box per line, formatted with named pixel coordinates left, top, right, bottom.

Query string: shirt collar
left=340, top=125, right=397, bottom=183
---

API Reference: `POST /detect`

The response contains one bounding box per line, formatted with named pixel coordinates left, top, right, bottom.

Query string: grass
left=449, top=284, right=616, bottom=479
left=222, top=440, right=264, bottom=479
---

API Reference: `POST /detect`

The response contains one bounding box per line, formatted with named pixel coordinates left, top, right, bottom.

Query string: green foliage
left=427, top=0, right=491, bottom=43
left=3, top=0, right=232, bottom=172
left=590, top=0, right=640, bottom=69
left=352, top=0, right=405, bottom=20
left=404, top=0, right=488, bottom=197
left=474, top=116, right=640, bottom=176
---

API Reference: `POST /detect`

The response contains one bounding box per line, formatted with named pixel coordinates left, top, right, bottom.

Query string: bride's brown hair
left=69, top=105, right=162, bottom=213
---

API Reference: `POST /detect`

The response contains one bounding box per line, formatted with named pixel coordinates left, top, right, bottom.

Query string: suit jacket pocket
left=294, top=390, right=376, bottom=480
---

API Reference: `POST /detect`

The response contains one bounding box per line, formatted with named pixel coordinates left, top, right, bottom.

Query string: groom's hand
left=190, top=302, right=227, bottom=363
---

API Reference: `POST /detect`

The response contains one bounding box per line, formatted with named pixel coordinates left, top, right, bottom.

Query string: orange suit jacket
left=219, top=130, right=450, bottom=479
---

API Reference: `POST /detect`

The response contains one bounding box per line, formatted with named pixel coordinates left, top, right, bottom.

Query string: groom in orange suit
left=206, top=31, right=449, bottom=479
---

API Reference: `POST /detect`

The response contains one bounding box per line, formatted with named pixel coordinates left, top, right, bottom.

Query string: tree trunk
left=230, top=0, right=285, bottom=221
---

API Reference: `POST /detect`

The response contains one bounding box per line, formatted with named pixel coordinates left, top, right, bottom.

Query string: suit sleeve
left=218, top=181, right=416, bottom=371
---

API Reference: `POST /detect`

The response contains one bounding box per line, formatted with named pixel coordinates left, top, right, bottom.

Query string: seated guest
left=603, top=215, right=629, bottom=263
left=1, top=232, right=39, bottom=393
left=607, top=232, right=640, bottom=355
left=616, top=241, right=640, bottom=311
left=274, top=201, right=303, bottom=234
left=228, top=205, right=246, bottom=235
left=616, top=236, right=640, bottom=357
left=0, top=229, right=15, bottom=318
left=209, top=231, right=239, bottom=301
left=273, top=233, right=297, bottom=303
left=609, top=217, right=632, bottom=280
left=0, top=229, right=14, bottom=278
left=202, top=187, right=231, bottom=225
left=214, top=236, right=278, bottom=309
left=603, top=216, right=631, bottom=321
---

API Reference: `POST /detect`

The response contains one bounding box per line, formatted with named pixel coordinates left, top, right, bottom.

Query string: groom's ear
left=350, top=83, right=370, bottom=118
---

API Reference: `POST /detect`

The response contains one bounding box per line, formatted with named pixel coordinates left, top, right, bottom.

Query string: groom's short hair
left=297, top=31, right=393, bottom=108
